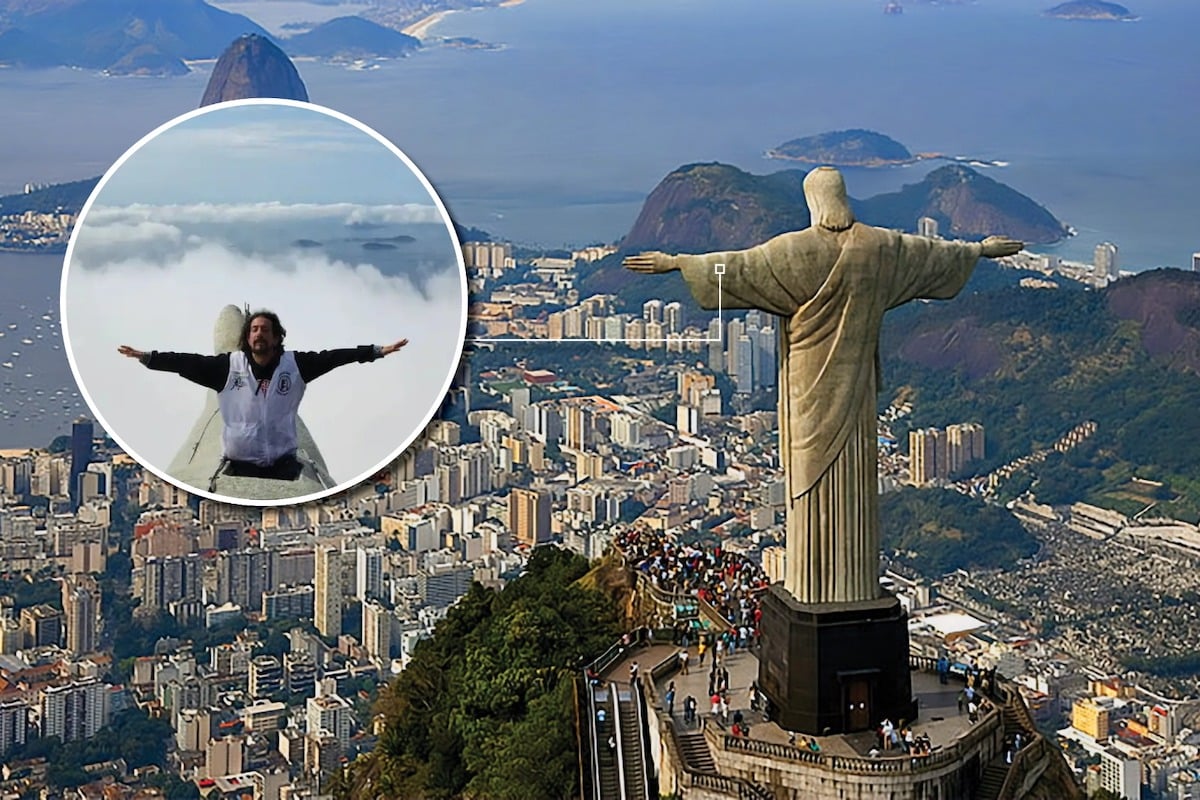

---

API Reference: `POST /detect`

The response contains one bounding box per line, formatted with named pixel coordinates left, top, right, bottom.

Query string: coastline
left=764, top=149, right=1006, bottom=169
left=403, top=0, right=526, bottom=40
left=403, top=10, right=457, bottom=38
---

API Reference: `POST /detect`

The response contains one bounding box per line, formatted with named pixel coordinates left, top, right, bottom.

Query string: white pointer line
left=467, top=265, right=724, bottom=345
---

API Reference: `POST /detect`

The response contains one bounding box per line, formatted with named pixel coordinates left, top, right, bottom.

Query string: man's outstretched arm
left=295, top=339, right=408, bottom=383
left=118, top=345, right=230, bottom=392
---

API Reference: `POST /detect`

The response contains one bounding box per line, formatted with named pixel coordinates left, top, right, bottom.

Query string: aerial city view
left=0, top=0, right=1197, bottom=799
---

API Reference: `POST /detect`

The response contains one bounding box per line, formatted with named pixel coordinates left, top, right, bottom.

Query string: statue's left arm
left=885, top=233, right=1023, bottom=308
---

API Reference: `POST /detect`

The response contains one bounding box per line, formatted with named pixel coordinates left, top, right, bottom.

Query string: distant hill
left=200, top=34, right=309, bottom=106
left=858, top=164, right=1070, bottom=244
left=881, top=268, right=1200, bottom=520
left=614, top=160, right=1065, bottom=259
left=1045, top=0, right=1137, bottom=20
left=620, top=162, right=811, bottom=254
left=767, top=128, right=915, bottom=167
left=585, top=161, right=1067, bottom=310
left=0, top=176, right=98, bottom=214
left=284, top=16, right=420, bottom=59
left=105, top=43, right=189, bottom=76
left=0, top=0, right=272, bottom=73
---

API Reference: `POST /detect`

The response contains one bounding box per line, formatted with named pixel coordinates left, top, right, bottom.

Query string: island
left=767, top=129, right=917, bottom=167
left=766, top=129, right=1007, bottom=170
left=103, top=44, right=189, bottom=77
left=291, top=239, right=323, bottom=248
left=283, top=16, right=421, bottom=61
left=355, top=234, right=416, bottom=244
left=362, top=241, right=398, bottom=251
left=1045, top=1, right=1138, bottom=20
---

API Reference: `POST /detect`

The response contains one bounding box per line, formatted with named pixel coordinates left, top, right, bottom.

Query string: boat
left=0, top=363, right=11, bottom=369
left=166, top=304, right=336, bottom=502
left=20, top=339, right=32, bottom=345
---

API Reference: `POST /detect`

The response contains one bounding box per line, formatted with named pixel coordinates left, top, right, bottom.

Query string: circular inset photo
left=61, top=99, right=467, bottom=506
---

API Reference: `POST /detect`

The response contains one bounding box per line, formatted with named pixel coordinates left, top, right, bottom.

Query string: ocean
left=2, top=0, right=1197, bottom=265
left=0, top=0, right=1196, bottom=444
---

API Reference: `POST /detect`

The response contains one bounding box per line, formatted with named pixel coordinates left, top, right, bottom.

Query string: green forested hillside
left=882, top=269, right=1200, bottom=520
left=337, top=547, right=621, bottom=800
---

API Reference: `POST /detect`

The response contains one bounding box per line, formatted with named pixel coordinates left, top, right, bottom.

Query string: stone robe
left=674, top=222, right=984, bottom=604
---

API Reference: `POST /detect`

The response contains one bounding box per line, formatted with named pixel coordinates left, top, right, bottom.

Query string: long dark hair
left=240, top=309, right=287, bottom=353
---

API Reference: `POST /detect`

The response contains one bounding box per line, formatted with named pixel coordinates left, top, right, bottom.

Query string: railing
left=575, top=678, right=594, bottom=800
left=630, top=568, right=743, bottom=632
left=584, top=679, right=602, bottom=800
left=611, top=686, right=629, bottom=800
left=650, top=649, right=682, bottom=684
left=660, top=705, right=774, bottom=800
left=699, top=659, right=1005, bottom=779
left=997, top=736, right=1048, bottom=800
left=687, top=770, right=775, bottom=800
left=992, top=680, right=1049, bottom=800
left=631, top=678, right=655, bottom=800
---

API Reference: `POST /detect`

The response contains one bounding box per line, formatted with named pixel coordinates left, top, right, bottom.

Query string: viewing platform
left=582, top=571, right=1077, bottom=800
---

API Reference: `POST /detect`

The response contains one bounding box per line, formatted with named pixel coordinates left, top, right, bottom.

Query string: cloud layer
left=63, top=236, right=465, bottom=492
left=82, top=202, right=444, bottom=229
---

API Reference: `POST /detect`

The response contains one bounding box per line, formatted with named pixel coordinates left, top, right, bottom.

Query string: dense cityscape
left=0, top=226, right=1195, bottom=799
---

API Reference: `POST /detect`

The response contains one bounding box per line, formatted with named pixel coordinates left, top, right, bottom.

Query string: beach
left=403, top=10, right=456, bottom=38
left=404, top=0, right=525, bottom=39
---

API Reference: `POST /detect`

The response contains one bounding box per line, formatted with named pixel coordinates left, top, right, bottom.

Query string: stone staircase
left=676, top=729, right=717, bottom=773
left=976, top=761, right=1010, bottom=800
left=975, top=698, right=1036, bottom=800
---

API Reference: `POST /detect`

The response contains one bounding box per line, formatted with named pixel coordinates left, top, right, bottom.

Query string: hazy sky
left=62, top=101, right=466, bottom=498
left=96, top=102, right=438, bottom=207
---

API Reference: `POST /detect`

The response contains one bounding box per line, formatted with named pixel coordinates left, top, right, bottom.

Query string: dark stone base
left=757, top=585, right=916, bottom=735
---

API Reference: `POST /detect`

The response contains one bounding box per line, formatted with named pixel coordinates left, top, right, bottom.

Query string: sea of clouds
left=63, top=202, right=466, bottom=488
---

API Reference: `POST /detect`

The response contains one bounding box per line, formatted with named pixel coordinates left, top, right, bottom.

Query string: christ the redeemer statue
left=625, top=167, right=1021, bottom=606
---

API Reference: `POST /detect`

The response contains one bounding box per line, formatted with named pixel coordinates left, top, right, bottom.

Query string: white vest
left=218, top=351, right=306, bottom=466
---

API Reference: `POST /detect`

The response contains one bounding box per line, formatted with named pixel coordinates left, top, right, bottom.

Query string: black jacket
left=140, top=345, right=380, bottom=392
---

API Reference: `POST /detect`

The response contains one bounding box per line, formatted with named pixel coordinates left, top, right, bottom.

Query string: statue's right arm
left=672, top=241, right=801, bottom=315
left=137, top=351, right=230, bottom=392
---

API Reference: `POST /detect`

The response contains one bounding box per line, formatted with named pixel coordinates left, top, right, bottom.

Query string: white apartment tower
left=314, top=544, right=343, bottom=639
left=1094, top=242, right=1118, bottom=281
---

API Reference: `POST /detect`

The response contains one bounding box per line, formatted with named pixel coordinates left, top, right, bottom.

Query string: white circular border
left=60, top=97, right=468, bottom=508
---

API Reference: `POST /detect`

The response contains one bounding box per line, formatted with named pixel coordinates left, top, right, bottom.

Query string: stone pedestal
left=757, top=585, right=916, bottom=735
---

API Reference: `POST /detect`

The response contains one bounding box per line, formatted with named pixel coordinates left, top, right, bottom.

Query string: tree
left=336, top=548, right=620, bottom=800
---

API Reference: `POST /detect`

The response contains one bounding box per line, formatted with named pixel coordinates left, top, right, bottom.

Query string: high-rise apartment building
left=314, top=545, right=343, bottom=639
left=1094, top=242, right=1118, bottom=281
left=0, top=699, right=28, bottom=755
left=909, top=428, right=946, bottom=486
left=642, top=299, right=663, bottom=325
left=69, top=417, right=93, bottom=511
left=508, top=487, right=551, bottom=546
left=362, top=600, right=392, bottom=665
left=355, top=547, right=383, bottom=602
left=42, top=677, right=107, bottom=742
left=62, top=573, right=101, bottom=656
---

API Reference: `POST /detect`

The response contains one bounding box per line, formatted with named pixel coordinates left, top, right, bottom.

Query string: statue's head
left=804, top=167, right=854, bottom=232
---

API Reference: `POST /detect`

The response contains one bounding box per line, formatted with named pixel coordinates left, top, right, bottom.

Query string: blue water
left=1, top=0, right=1196, bottom=265
left=0, top=253, right=81, bottom=448
left=0, top=0, right=1197, bottom=447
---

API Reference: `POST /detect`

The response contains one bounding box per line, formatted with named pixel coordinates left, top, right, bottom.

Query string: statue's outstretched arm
left=624, top=238, right=806, bottom=315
